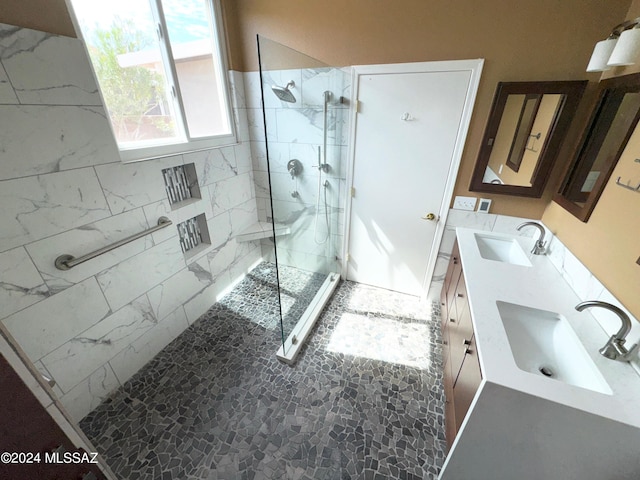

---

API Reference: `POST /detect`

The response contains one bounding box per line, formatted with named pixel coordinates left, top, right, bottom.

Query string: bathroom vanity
left=438, top=228, right=640, bottom=479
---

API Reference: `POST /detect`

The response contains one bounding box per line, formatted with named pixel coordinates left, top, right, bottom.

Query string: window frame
left=66, top=0, right=237, bottom=163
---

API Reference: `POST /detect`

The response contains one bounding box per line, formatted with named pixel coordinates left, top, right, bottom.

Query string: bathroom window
left=69, top=0, right=235, bottom=161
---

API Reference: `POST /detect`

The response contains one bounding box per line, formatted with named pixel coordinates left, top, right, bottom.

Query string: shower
left=271, top=80, right=296, bottom=103
left=258, top=35, right=348, bottom=363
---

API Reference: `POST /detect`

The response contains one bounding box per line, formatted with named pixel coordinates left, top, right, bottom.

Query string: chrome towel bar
left=54, top=217, right=172, bottom=271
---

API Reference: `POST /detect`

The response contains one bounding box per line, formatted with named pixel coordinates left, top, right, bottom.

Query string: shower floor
left=80, top=262, right=447, bottom=480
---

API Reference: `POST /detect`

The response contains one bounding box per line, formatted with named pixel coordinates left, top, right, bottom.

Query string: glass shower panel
left=256, top=36, right=349, bottom=360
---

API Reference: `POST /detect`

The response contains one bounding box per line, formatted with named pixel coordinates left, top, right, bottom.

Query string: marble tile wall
left=429, top=209, right=640, bottom=373
left=244, top=67, right=351, bottom=273
left=0, top=23, right=261, bottom=421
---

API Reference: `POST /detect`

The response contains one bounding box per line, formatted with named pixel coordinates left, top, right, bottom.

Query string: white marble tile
left=210, top=173, right=253, bottom=215
left=96, top=238, right=185, bottom=311
left=42, top=295, right=158, bottom=392
left=234, top=141, right=253, bottom=175
left=59, top=364, right=120, bottom=422
left=26, top=209, right=153, bottom=294
left=109, top=306, right=189, bottom=385
left=0, top=61, right=18, bottom=104
left=250, top=141, right=269, bottom=172
left=1, top=277, right=110, bottom=361
left=275, top=108, right=323, bottom=144
left=0, top=105, right=119, bottom=180
left=0, top=168, right=111, bottom=253
left=94, top=155, right=183, bottom=214
left=546, top=235, right=566, bottom=274
left=230, top=199, right=259, bottom=237
left=184, top=146, right=237, bottom=187
left=142, top=197, right=212, bottom=245
left=208, top=211, right=233, bottom=250
left=0, top=246, right=49, bottom=320
left=301, top=68, right=334, bottom=107
left=228, top=245, right=261, bottom=283
left=0, top=25, right=100, bottom=106
left=183, top=274, right=230, bottom=324
left=491, top=215, right=538, bottom=237
left=243, top=71, right=262, bottom=109
left=561, top=248, right=593, bottom=300
left=444, top=209, right=497, bottom=231
left=228, top=70, right=246, bottom=110
left=438, top=227, right=458, bottom=256
left=247, top=108, right=277, bottom=142
left=147, top=259, right=213, bottom=322
left=235, top=106, right=251, bottom=143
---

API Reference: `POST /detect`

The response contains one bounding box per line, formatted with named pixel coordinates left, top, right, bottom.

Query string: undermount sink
left=474, top=233, right=531, bottom=267
left=496, top=301, right=612, bottom=395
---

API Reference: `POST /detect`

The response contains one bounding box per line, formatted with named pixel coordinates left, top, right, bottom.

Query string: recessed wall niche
left=177, top=214, right=211, bottom=260
left=162, top=164, right=201, bottom=208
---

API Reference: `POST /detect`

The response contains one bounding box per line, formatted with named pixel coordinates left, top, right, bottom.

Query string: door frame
left=341, top=59, right=484, bottom=296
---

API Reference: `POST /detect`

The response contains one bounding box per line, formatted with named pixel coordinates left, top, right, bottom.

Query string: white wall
left=0, top=23, right=261, bottom=421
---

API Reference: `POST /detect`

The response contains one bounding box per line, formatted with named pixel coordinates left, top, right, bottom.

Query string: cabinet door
left=453, top=336, right=482, bottom=432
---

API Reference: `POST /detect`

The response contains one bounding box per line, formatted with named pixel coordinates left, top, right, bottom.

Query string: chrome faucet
left=516, top=221, right=546, bottom=255
left=576, top=301, right=639, bottom=362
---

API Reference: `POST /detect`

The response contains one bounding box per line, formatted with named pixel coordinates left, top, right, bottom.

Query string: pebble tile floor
left=81, top=262, right=447, bottom=480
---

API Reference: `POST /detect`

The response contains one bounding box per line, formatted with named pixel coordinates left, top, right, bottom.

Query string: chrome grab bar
left=54, top=217, right=172, bottom=270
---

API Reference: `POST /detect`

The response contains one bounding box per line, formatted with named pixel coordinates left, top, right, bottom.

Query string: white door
left=346, top=61, right=482, bottom=296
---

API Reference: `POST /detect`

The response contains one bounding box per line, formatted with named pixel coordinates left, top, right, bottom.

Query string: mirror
left=554, top=72, right=640, bottom=222
left=470, top=81, right=587, bottom=197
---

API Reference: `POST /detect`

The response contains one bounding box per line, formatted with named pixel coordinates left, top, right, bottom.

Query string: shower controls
left=287, top=159, right=303, bottom=178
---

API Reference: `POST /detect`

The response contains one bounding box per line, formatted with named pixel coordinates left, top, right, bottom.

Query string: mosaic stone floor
left=80, top=263, right=446, bottom=480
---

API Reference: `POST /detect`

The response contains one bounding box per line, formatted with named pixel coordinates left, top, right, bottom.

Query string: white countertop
left=456, top=227, right=640, bottom=429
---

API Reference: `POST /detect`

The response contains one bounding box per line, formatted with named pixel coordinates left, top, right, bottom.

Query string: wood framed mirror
left=554, top=72, right=640, bottom=222
left=470, top=81, right=587, bottom=197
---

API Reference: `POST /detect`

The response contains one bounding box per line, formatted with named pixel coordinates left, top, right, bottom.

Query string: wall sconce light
left=587, top=18, right=640, bottom=72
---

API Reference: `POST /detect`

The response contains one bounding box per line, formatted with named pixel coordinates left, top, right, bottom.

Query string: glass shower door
left=256, top=36, right=349, bottom=362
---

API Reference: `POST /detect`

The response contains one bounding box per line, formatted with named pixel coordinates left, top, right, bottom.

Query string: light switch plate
left=453, top=196, right=477, bottom=211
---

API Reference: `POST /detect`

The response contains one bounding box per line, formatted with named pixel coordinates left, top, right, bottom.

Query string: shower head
left=271, top=80, right=296, bottom=103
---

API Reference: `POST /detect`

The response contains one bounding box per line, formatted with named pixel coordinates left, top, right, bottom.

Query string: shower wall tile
left=0, top=168, right=112, bottom=253
left=1, top=277, right=111, bottom=361
left=95, top=155, right=184, bottom=214
left=208, top=211, right=233, bottom=250
left=275, top=108, right=323, bottom=144
left=59, top=364, right=120, bottom=422
left=0, top=62, right=18, bottom=104
left=96, top=238, right=186, bottom=311
left=142, top=197, right=213, bottom=245
left=234, top=141, right=253, bottom=175
left=0, top=105, right=119, bottom=180
left=41, top=295, right=157, bottom=393
left=250, top=141, right=269, bottom=172
left=247, top=107, right=277, bottom=142
left=210, top=172, right=253, bottom=214
left=184, top=145, right=238, bottom=187
left=26, top=209, right=153, bottom=294
left=0, top=16, right=262, bottom=423
left=147, top=258, right=213, bottom=322
left=243, top=71, right=262, bottom=109
left=230, top=199, right=259, bottom=237
left=109, top=306, right=189, bottom=385
left=0, top=24, right=100, bottom=106
left=0, top=246, right=50, bottom=320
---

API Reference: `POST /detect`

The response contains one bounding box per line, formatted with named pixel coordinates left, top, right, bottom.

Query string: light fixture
left=586, top=18, right=640, bottom=72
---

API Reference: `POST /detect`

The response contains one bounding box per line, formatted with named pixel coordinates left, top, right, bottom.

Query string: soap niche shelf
left=162, top=164, right=201, bottom=209
left=177, top=213, right=211, bottom=261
